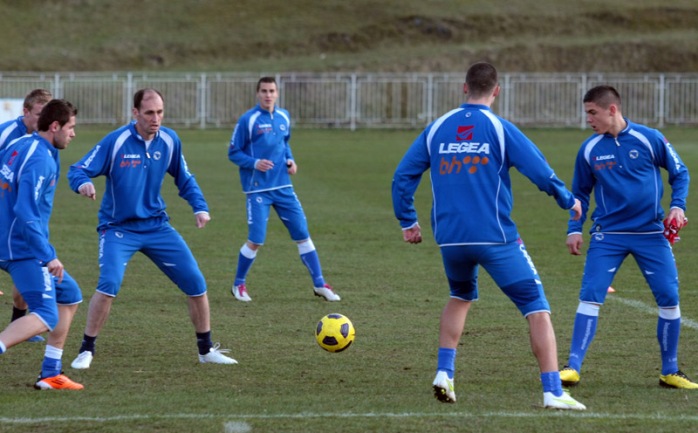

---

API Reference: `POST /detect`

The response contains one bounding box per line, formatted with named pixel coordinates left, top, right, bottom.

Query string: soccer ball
left=315, top=313, right=355, bottom=353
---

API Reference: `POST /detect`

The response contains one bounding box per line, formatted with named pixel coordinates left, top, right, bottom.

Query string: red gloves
left=663, top=218, right=687, bottom=245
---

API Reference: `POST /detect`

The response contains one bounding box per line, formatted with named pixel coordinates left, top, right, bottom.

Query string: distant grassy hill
left=1, top=0, right=697, bottom=73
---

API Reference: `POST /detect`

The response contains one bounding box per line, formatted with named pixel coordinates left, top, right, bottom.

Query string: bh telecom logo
left=438, top=125, right=490, bottom=175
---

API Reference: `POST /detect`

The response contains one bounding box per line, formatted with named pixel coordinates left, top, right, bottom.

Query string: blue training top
left=67, top=122, right=208, bottom=232
left=0, top=132, right=59, bottom=263
left=568, top=119, right=690, bottom=235
left=228, top=104, right=295, bottom=194
left=0, top=116, right=28, bottom=152
left=392, top=103, right=575, bottom=246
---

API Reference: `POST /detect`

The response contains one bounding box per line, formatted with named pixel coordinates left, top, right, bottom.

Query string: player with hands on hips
left=227, top=76, right=339, bottom=303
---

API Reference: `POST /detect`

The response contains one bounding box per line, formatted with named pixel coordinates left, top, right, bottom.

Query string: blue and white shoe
left=27, top=335, right=45, bottom=343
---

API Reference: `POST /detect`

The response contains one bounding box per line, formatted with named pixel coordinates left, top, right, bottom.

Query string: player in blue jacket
left=0, top=99, right=84, bottom=390
left=0, top=88, right=53, bottom=342
left=67, top=88, right=236, bottom=370
left=560, top=85, right=697, bottom=389
left=227, top=76, right=340, bottom=303
left=392, top=62, right=585, bottom=410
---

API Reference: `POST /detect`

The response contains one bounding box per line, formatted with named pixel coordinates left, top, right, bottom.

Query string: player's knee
left=29, top=303, right=59, bottom=330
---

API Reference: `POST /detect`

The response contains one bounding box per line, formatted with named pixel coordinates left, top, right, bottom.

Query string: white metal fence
left=1, top=72, right=697, bottom=129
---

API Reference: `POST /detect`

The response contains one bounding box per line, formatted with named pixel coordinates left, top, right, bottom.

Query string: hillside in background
left=1, top=0, right=697, bottom=73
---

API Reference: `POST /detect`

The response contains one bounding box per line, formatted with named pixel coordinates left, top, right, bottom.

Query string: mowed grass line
left=0, top=127, right=697, bottom=433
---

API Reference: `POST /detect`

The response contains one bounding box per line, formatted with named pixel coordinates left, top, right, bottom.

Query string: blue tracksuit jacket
left=67, top=123, right=208, bottom=231
left=568, top=119, right=690, bottom=235
left=228, top=104, right=295, bottom=193
left=0, top=116, right=28, bottom=152
left=392, top=103, right=575, bottom=246
left=0, top=133, right=59, bottom=263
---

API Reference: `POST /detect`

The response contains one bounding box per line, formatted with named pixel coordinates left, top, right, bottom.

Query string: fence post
left=350, top=73, right=357, bottom=131
left=199, top=73, right=207, bottom=129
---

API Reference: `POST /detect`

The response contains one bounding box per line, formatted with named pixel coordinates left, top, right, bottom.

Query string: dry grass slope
left=0, top=0, right=696, bottom=72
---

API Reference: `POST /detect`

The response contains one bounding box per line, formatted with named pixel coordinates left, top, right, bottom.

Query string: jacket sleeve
left=656, top=134, right=690, bottom=211
left=567, top=146, right=594, bottom=234
left=168, top=137, right=209, bottom=214
left=504, top=122, right=575, bottom=211
left=228, top=117, right=257, bottom=169
left=392, top=129, right=431, bottom=229
left=67, top=137, right=112, bottom=191
left=15, top=154, right=56, bottom=264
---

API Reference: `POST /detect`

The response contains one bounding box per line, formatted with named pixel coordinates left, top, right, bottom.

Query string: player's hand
left=566, top=233, right=583, bottom=255
left=286, top=159, right=297, bottom=175
left=403, top=223, right=422, bottom=244
left=665, top=208, right=688, bottom=230
left=254, top=159, right=274, bottom=172
left=569, top=198, right=582, bottom=221
left=46, top=258, right=64, bottom=283
left=78, top=183, right=97, bottom=200
left=195, top=212, right=210, bottom=229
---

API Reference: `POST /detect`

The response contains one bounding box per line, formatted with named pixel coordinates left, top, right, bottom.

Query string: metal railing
left=1, top=71, right=697, bottom=129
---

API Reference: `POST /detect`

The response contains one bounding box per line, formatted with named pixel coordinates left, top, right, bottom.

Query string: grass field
left=1, top=0, right=697, bottom=72
left=1, top=126, right=698, bottom=432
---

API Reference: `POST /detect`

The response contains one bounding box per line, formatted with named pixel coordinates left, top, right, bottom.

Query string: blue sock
left=0, top=341, right=6, bottom=354
left=658, top=316, right=681, bottom=375
left=41, top=345, right=63, bottom=379
left=541, top=371, right=563, bottom=396
left=235, top=245, right=257, bottom=286
left=567, top=304, right=599, bottom=372
left=437, top=347, right=456, bottom=379
left=299, top=242, right=325, bottom=287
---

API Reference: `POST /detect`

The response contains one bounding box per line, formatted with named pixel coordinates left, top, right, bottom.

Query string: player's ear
left=463, top=83, right=468, bottom=95
left=492, top=84, right=501, bottom=98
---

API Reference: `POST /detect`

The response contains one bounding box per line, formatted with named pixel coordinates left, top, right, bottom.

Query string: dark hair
left=583, top=85, right=622, bottom=109
left=24, top=88, right=52, bottom=110
left=133, top=88, right=164, bottom=110
left=37, top=99, right=77, bottom=132
left=256, top=76, right=277, bottom=92
left=465, top=62, right=498, bottom=99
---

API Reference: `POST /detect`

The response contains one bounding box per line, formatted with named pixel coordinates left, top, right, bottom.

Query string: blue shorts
left=440, top=239, right=550, bottom=317
left=95, top=223, right=206, bottom=297
left=1, top=259, right=59, bottom=329
left=246, top=188, right=309, bottom=244
left=580, top=232, right=679, bottom=307
left=55, top=270, right=83, bottom=305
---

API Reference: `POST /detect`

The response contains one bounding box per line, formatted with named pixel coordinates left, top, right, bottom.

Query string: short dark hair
left=583, top=85, right=622, bottom=109
left=465, top=62, right=498, bottom=99
left=24, top=88, right=52, bottom=110
left=37, top=99, right=77, bottom=132
left=256, top=76, right=277, bottom=91
left=133, top=88, right=164, bottom=110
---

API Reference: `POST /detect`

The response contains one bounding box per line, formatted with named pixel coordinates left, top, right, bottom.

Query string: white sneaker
left=199, top=343, right=238, bottom=365
left=314, top=284, right=341, bottom=301
left=71, top=351, right=94, bottom=369
left=543, top=391, right=586, bottom=410
left=432, top=370, right=456, bottom=403
left=231, top=283, right=251, bottom=302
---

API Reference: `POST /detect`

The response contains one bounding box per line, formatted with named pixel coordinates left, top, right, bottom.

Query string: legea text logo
left=438, top=141, right=490, bottom=174
left=593, top=154, right=617, bottom=171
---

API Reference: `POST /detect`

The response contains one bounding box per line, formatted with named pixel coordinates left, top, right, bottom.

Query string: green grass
left=1, top=0, right=697, bottom=72
left=1, top=126, right=698, bottom=432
